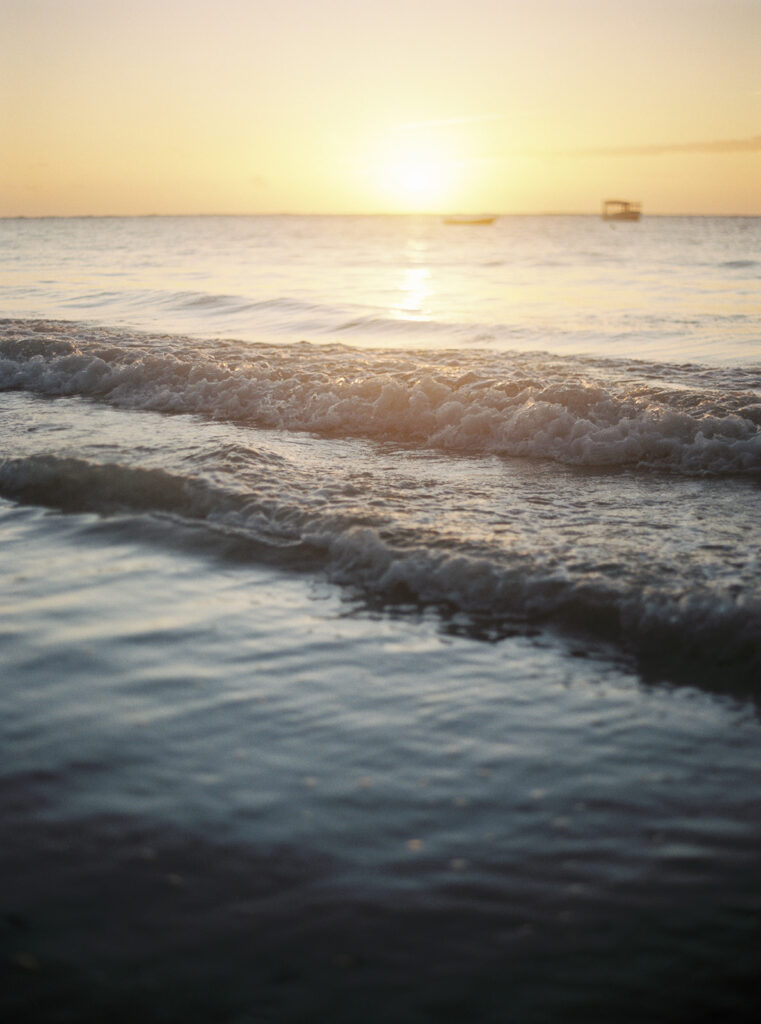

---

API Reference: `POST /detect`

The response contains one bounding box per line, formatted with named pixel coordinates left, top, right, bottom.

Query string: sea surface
left=1, top=215, right=760, bottom=1022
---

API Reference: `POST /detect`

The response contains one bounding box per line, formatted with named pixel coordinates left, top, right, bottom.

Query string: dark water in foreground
left=3, top=499, right=761, bottom=1023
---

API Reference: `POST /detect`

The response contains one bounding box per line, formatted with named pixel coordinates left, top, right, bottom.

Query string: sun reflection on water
left=394, top=265, right=433, bottom=320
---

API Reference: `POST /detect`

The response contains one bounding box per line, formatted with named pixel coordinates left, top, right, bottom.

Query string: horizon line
left=2, top=210, right=760, bottom=220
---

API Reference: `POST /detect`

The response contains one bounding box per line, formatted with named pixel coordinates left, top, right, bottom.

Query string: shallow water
left=3, top=495, right=761, bottom=1021
left=1, top=215, right=760, bottom=1021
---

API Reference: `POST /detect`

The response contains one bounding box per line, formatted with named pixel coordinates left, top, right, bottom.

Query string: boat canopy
left=602, top=199, right=642, bottom=219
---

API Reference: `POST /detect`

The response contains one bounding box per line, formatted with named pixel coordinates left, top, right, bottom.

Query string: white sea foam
left=2, top=320, right=760, bottom=477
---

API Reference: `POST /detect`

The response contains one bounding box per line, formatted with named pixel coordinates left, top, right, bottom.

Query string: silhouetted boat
left=602, top=199, right=641, bottom=221
left=443, top=215, right=498, bottom=226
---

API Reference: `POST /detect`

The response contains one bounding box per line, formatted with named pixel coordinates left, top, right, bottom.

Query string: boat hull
left=443, top=215, right=497, bottom=226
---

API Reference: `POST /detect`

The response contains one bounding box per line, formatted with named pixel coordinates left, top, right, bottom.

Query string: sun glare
left=394, top=158, right=445, bottom=199
left=377, top=139, right=459, bottom=212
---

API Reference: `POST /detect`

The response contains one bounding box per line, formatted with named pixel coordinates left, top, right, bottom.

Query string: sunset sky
left=2, top=0, right=759, bottom=216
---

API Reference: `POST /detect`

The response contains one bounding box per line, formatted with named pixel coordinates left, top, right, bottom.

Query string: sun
left=393, top=157, right=447, bottom=200
left=376, top=139, right=458, bottom=212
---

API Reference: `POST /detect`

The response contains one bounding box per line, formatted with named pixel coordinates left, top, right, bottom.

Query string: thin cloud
left=559, top=136, right=761, bottom=157
left=395, top=115, right=502, bottom=131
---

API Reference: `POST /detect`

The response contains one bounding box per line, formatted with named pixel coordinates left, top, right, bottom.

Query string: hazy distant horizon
left=3, top=210, right=760, bottom=221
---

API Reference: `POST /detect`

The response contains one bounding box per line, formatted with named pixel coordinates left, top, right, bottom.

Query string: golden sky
left=2, top=0, right=759, bottom=216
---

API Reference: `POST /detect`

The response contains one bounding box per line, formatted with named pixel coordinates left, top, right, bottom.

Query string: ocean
left=2, top=214, right=760, bottom=1022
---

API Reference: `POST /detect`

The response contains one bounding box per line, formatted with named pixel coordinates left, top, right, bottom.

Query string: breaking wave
left=2, top=319, right=761, bottom=477
left=1, top=449, right=759, bottom=692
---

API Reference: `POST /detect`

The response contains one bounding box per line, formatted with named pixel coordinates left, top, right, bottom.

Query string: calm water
left=2, top=214, right=760, bottom=362
left=1, top=215, right=760, bottom=1021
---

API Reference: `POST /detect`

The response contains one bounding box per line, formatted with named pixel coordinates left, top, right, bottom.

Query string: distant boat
left=443, top=214, right=498, bottom=226
left=602, top=199, right=641, bottom=221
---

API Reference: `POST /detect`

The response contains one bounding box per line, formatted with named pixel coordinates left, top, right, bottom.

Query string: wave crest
left=2, top=319, right=761, bottom=476
left=2, top=449, right=758, bottom=693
